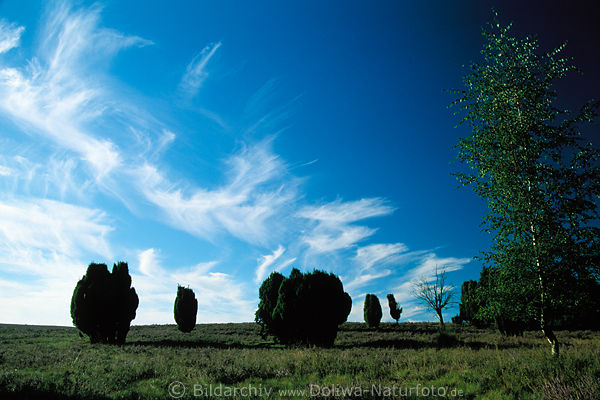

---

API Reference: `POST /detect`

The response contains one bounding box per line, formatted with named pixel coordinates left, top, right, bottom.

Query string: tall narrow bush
left=174, top=285, right=198, bottom=333
left=386, top=294, right=402, bottom=323
left=364, top=294, right=382, bottom=328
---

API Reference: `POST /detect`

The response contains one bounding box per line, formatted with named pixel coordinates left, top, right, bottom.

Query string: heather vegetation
left=1, top=323, right=599, bottom=399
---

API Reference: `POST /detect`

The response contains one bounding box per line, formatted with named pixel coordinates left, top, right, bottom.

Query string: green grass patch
left=0, top=322, right=598, bottom=399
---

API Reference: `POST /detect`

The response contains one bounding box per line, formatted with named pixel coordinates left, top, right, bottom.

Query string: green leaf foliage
left=174, top=285, right=198, bottom=333
left=457, top=280, right=487, bottom=328
left=255, top=271, right=285, bottom=338
left=70, top=262, right=139, bottom=344
left=451, top=12, right=600, bottom=347
left=364, top=294, right=382, bottom=328
left=255, top=268, right=352, bottom=347
left=474, top=265, right=600, bottom=333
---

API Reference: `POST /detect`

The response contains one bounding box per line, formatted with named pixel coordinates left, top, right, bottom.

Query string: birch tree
left=451, top=13, right=600, bottom=356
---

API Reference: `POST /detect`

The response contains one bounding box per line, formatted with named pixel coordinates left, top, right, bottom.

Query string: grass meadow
left=0, top=322, right=598, bottom=399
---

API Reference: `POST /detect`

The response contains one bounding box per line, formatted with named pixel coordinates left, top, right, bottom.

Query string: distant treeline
left=453, top=271, right=600, bottom=335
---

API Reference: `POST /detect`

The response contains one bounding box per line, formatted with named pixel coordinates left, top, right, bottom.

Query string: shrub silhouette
left=255, top=272, right=285, bottom=338
left=386, top=294, right=402, bottom=323
left=458, top=280, right=480, bottom=325
left=174, top=285, right=198, bottom=333
left=71, top=262, right=139, bottom=344
left=364, top=294, right=382, bottom=328
left=256, top=268, right=351, bottom=346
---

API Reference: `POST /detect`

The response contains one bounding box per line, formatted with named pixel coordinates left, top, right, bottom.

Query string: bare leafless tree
left=411, top=266, right=455, bottom=329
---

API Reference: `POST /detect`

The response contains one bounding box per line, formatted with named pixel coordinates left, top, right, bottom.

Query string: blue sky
left=0, top=1, right=598, bottom=326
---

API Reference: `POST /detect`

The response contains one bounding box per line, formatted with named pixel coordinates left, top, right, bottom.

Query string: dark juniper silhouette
left=174, top=285, right=198, bottom=333
left=256, top=268, right=352, bottom=347
left=71, top=262, right=138, bottom=344
left=363, top=294, right=382, bottom=328
left=386, top=294, right=402, bottom=324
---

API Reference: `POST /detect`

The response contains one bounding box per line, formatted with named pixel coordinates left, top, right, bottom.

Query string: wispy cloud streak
left=255, top=245, right=285, bottom=283
left=179, top=42, right=221, bottom=97
left=343, top=243, right=410, bottom=291
left=0, top=20, right=24, bottom=54
left=297, top=198, right=395, bottom=253
left=355, top=243, right=408, bottom=271
left=0, top=197, right=113, bottom=265
left=135, top=139, right=299, bottom=246
left=0, top=196, right=114, bottom=325
left=0, top=2, right=154, bottom=180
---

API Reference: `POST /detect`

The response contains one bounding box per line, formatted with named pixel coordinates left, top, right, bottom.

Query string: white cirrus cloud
left=298, top=198, right=394, bottom=225
left=179, top=41, right=221, bottom=97
left=0, top=19, right=24, bottom=54
left=0, top=165, right=12, bottom=176
left=276, top=257, right=297, bottom=273
left=134, top=139, right=300, bottom=246
left=0, top=197, right=113, bottom=266
left=341, top=242, right=410, bottom=292
left=0, top=2, right=154, bottom=181
left=297, top=198, right=395, bottom=253
left=40, top=2, right=153, bottom=76
left=344, top=270, right=393, bottom=292
left=0, top=196, right=114, bottom=326
left=407, top=253, right=471, bottom=281
left=0, top=3, right=300, bottom=250
left=354, top=243, right=409, bottom=271
left=255, top=245, right=285, bottom=283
